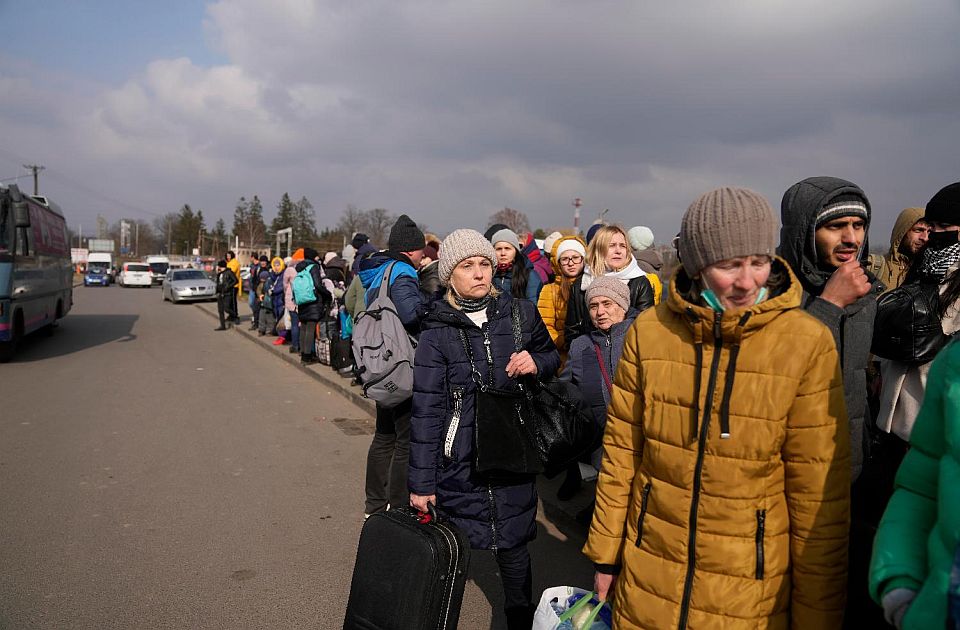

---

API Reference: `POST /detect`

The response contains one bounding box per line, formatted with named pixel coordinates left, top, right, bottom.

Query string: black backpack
left=871, top=280, right=949, bottom=363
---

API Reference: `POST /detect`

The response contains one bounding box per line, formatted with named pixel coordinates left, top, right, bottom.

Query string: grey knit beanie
left=439, top=229, right=498, bottom=287
left=679, top=187, right=776, bottom=276
left=489, top=228, right=521, bottom=250
left=585, top=276, right=631, bottom=312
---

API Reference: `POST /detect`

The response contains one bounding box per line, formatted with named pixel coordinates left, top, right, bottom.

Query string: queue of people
left=212, top=180, right=960, bottom=629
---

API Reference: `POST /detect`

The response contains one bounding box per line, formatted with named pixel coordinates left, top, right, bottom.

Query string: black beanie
left=484, top=223, right=510, bottom=242
left=924, top=182, right=960, bottom=225
left=258, top=255, right=268, bottom=263
left=303, top=247, right=319, bottom=261
left=388, top=214, right=424, bottom=252
left=351, top=233, right=369, bottom=249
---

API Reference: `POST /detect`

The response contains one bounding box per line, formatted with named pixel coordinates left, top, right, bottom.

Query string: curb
left=193, top=302, right=375, bottom=418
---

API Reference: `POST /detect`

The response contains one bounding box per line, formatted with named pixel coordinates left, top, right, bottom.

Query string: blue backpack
left=293, top=263, right=318, bottom=306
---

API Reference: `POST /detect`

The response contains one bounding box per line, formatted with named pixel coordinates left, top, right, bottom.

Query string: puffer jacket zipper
left=755, top=509, right=766, bottom=579
left=635, top=482, right=652, bottom=547
left=487, top=484, right=499, bottom=553
left=678, top=313, right=723, bottom=630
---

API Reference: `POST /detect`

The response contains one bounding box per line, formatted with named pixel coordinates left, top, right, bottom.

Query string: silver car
left=161, top=269, right=216, bottom=303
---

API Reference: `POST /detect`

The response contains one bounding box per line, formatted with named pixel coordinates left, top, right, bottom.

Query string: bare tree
left=366, top=208, right=395, bottom=248
left=336, top=204, right=368, bottom=238
left=488, top=207, right=531, bottom=235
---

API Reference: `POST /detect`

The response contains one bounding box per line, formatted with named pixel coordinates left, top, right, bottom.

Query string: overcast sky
left=1, top=0, right=958, bottom=245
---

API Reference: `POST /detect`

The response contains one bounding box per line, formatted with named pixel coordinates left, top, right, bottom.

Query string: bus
left=0, top=184, right=73, bottom=362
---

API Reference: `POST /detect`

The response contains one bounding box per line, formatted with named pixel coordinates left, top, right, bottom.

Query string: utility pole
left=22, top=164, right=44, bottom=195
left=135, top=223, right=139, bottom=258
left=167, top=217, right=172, bottom=255
left=572, top=197, right=582, bottom=235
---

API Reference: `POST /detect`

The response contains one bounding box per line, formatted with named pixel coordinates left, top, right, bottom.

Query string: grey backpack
left=352, top=262, right=417, bottom=406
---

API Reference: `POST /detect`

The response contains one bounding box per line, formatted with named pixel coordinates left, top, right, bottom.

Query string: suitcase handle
left=417, top=503, right=439, bottom=524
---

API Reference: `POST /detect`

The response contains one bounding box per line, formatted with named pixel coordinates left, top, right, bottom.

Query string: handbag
left=871, top=279, right=949, bottom=363
left=532, top=587, right=612, bottom=630
left=508, top=305, right=599, bottom=478
left=459, top=316, right=543, bottom=478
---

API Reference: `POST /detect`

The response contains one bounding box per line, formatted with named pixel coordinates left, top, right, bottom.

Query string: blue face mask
left=700, top=286, right=768, bottom=312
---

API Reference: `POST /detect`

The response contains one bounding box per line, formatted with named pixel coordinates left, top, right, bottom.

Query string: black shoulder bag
left=510, top=304, right=601, bottom=478
left=871, top=280, right=949, bottom=364
left=459, top=309, right=543, bottom=478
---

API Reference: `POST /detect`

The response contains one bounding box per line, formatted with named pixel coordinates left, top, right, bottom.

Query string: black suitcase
left=344, top=506, right=470, bottom=630
left=331, top=338, right=353, bottom=370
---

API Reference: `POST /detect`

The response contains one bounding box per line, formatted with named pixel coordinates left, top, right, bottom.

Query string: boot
left=214, top=326, right=227, bottom=331
left=504, top=605, right=534, bottom=630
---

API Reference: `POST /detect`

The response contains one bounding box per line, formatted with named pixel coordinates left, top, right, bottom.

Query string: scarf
left=919, top=241, right=960, bottom=279
left=580, top=256, right=644, bottom=291
left=454, top=293, right=494, bottom=313
left=496, top=262, right=513, bottom=274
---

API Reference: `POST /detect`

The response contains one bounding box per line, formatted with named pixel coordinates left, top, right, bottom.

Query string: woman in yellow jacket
left=583, top=187, right=851, bottom=629
left=537, top=235, right=586, bottom=362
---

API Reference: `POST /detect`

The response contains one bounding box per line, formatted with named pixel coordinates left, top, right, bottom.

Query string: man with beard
left=780, top=176, right=884, bottom=627
left=867, top=208, right=929, bottom=293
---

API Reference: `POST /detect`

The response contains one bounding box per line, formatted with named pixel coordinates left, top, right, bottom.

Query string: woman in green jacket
left=870, top=337, right=960, bottom=629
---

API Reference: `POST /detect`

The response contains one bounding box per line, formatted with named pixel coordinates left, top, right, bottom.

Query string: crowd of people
left=213, top=179, right=960, bottom=630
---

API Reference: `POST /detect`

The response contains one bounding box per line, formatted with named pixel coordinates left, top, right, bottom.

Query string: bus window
left=16, top=225, right=30, bottom=256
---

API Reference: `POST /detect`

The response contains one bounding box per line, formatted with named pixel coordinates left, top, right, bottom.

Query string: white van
left=145, top=255, right=170, bottom=285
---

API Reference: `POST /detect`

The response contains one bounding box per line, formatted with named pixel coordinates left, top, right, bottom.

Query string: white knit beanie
left=627, top=226, right=655, bottom=252
left=555, top=238, right=586, bottom=258
left=543, top=231, right=563, bottom=256
left=439, top=229, right=498, bottom=287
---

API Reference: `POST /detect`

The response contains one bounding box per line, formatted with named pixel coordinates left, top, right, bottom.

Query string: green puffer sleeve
left=868, top=343, right=952, bottom=604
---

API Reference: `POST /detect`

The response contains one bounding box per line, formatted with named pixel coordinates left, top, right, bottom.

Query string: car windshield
left=149, top=262, right=169, bottom=274
left=127, top=264, right=149, bottom=272
left=173, top=270, right=206, bottom=281
left=88, top=262, right=109, bottom=273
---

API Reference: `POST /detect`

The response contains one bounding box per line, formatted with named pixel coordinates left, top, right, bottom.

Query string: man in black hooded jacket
left=780, top=175, right=884, bottom=627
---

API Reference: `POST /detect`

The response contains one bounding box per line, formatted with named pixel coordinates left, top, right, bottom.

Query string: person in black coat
left=408, top=229, right=560, bottom=630
left=294, top=248, right=332, bottom=364
left=565, top=224, right=655, bottom=345
left=214, top=260, right=238, bottom=330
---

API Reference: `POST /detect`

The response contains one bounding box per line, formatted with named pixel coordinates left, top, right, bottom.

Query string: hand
left=506, top=351, right=538, bottom=378
left=881, top=588, right=916, bottom=629
left=820, top=259, right=871, bottom=309
left=410, top=493, right=436, bottom=513
left=594, top=572, right=617, bottom=601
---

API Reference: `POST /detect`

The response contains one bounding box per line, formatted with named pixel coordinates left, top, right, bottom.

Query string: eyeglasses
left=558, top=255, right=583, bottom=265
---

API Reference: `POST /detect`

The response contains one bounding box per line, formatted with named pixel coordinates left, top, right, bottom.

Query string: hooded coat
left=292, top=260, right=331, bottom=322
left=536, top=236, right=587, bottom=358
left=582, top=259, right=850, bottom=629
left=358, top=251, right=426, bottom=335
left=779, top=176, right=882, bottom=482
left=868, top=207, right=925, bottom=294
left=492, top=251, right=544, bottom=304
left=869, top=339, right=960, bottom=629
left=408, top=293, right=560, bottom=550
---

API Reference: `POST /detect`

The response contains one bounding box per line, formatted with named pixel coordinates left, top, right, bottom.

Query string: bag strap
left=594, top=343, right=613, bottom=394
left=458, top=328, right=491, bottom=389
left=510, top=301, right=523, bottom=353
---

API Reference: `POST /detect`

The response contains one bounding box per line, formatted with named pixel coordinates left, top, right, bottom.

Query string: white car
left=119, top=263, right=152, bottom=287
left=162, top=269, right=217, bottom=303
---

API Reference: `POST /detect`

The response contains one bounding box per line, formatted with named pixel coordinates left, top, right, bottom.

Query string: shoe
left=272, top=337, right=286, bottom=346
left=214, top=326, right=227, bottom=331
left=258, top=331, right=265, bottom=336
left=249, top=323, right=257, bottom=330
left=301, top=355, right=319, bottom=365
left=289, top=346, right=299, bottom=354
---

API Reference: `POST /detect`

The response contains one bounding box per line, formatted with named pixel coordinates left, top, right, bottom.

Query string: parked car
left=119, top=263, right=152, bottom=288
left=162, top=269, right=216, bottom=303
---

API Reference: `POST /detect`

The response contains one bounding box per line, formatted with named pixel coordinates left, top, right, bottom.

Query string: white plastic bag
left=279, top=308, right=292, bottom=332
left=532, top=586, right=611, bottom=630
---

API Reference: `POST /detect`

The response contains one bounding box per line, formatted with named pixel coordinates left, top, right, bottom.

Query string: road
left=0, top=283, right=594, bottom=629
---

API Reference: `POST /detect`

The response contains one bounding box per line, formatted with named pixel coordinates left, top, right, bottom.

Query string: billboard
left=87, top=239, right=115, bottom=253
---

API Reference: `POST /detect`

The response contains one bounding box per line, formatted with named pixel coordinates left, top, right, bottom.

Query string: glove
left=881, top=588, right=916, bottom=629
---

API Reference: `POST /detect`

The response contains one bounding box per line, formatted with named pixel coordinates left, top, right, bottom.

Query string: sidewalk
left=192, top=300, right=599, bottom=523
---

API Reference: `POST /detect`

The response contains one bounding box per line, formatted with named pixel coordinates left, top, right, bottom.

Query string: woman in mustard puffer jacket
left=583, top=187, right=851, bottom=629
left=536, top=235, right=586, bottom=362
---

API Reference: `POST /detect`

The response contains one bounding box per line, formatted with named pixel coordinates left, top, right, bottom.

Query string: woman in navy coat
left=408, top=228, right=559, bottom=630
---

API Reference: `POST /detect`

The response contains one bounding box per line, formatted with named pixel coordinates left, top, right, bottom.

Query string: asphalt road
left=0, top=283, right=594, bottom=629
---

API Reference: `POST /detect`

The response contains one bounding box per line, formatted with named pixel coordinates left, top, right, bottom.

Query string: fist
left=821, top=259, right=871, bottom=309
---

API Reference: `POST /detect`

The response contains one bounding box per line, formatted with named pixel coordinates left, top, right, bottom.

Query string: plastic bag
left=278, top=309, right=292, bottom=332
left=532, top=587, right=612, bottom=630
